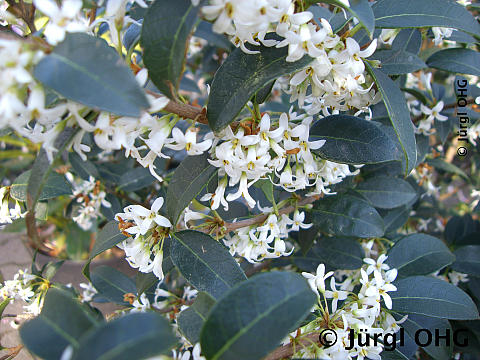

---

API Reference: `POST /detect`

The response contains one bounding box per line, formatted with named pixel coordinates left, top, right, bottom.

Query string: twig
left=264, top=332, right=320, bottom=360
left=224, top=195, right=321, bottom=232
left=145, top=90, right=207, bottom=124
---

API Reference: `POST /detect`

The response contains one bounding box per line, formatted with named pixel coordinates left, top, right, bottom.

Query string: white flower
left=363, top=254, right=390, bottom=275
left=166, top=127, right=212, bottom=155
left=290, top=210, right=312, bottom=231
left=302, top=264, right=334, bottom=295
left=324, top=277, right=348, bottom=312
left=420, top=101, right=448, bottom=122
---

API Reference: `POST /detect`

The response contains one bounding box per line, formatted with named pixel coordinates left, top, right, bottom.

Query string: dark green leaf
left=312, top=193, right=384, bottom=238
left=452, top=246, right=480, bottom=276
left=394, top=312, right=453, bottom=360
left=195, top=21, right=232, bottom=50
left=165, top=152, right=218, bottom=224
left=207, top=38, right=312, bottom=131
left=370, top=49, right=426, bottom=75
left=387, top=234, right=455, bottom=277
left=90, top=266, right=137, bottom=304
left=310, top=115, right=400, bottom=164
left=427, top=48, right=480, bottom=77
left=311, top=237, right=365, bottom=270
left=136, top=272, right=159, bottom=296
left=391, top=276, right=479, bottom=320
left=83, top=221, right=126, bottom=279
left=252, top=178, right=274, bottom=204
left=141, top=0, right=203, bottom=99
left=34, top=33, right=149, bottom=117
left=65, top=223, right=91, bottom=260
left=200, top=272, right=316, bottom=360
left=426, top=158, right=469, bottom=180
left=69, top=152, right=99, bottom=180
left=117, top=167, right=155, bottom=192
left=322, top=0, right=375, bottom=36
left=171, top=230, right=246, bottom=299
left=356, top=176, right=417, bottom=209
left=20, top=288, right=99, bottom=360
left=366, top=64, right=417, bottom=175
left=177, top=292, right=216, bottom=344
left=10, top=170, right=71, bottom=202
left=392, top=29, right=422, bottom=55
left=444, top=215, right=476, bottom=245
left=382, top=206, right=410, bottom=235
left=71, top=312, right=177, bottom=360
left=373, top=0, right=480, bottom=38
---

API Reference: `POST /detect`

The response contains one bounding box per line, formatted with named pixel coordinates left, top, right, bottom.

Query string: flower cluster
left=0, top=268, right=47, bottom=316
left=0, top=186, right=25, bottom=225
left=296, top=255, right=401, bottom=359
left=67, top=175, right=111, bottom=230
left=115, top=197, right=172, bottom=280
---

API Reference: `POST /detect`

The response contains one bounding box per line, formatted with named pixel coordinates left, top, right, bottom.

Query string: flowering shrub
left=1, top=0, right=480, bottom=359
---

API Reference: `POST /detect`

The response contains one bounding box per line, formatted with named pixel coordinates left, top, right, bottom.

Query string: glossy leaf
left=321, top=0, right=374, bottom=36
left=370, top=49, right=426, bottom=75
left=20, top=289, right=99, bottom=360
left=391, top=276, right=479, bottom=320
left=177, top=292, right=215, bottom=344
left=117, top=167, right=155, bottom=192
left=373, top=0, right=480, bottom=37
left=35, top=33, right=149, bottom=117
left=312, top=193, right=384, bottom=238
left=386, top=234, right=455, bottom=277
left=136, top=272, right=159, bottom=296
left=200, top=272, right=316, bottom=360
left=165, top=152, right=218, bottom=224
left=451, top=246, right=480, bottom=276
left=83, top=221, right=126, bottom=279
left=382, top=206, right=410, bottom=235
left=309, top=237, right=364, bottom=270
left=90, top=266, right=137, bottom=304
left=356, top=176, right=417, bottom=209
left=141, top=0, right=203, bottom=99
left=207, top=38, right=312, bottom=132
left=427, top=48, right=480, bottom=77
left=366, top=64, right=417, bottom=175
left=391, top=29, right=422, bottom=54
left=71, top=312, right=177, bottom=360
left=10, top=170, right=71, bottom=202
left=69, top=152, right=99, bottom=180
left=170, top=230, right=247, bottom=299
left=310, top=115, right=400, bottom=165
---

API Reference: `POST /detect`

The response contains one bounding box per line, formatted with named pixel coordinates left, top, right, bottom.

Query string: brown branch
left=145, top=90, right=207, bottom=124
left=6, top=0, right=36, bottom=33
left=224, top=195, right=321, bottom=232
left=264, top=332, right=320, bottom=360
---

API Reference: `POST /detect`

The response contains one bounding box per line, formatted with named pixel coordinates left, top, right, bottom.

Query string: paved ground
left=0, top=231, right=133, bottom=360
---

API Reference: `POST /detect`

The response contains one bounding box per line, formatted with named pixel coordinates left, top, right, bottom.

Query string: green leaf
left=20, top=288, right=99, bottom=360
left=177, top=292, right=216, bottom=344
left=356, top=176, right=417, bottom=209
left=90, top=266, right=137, bottom=304
left=207, top=38, right=313, bottom=132
left=311, top=193, right=384, bottom=238
left=372, top=0, right=480, bottom=38
left=321, top=0, right=375, bottom=37
left=310, top=115, right=400, bottom=164
left=71, top=312, right=177, bottom=360
left=0, top=298, right=10, bottom=318
left=141, top=0, right=203, bottom=99
left=252, top=178, right=274, bottom=204
left=200, top=271, right=316, bottom=360
left=396, top=312, right=453, bottom=360
left=165, top=152, right=218, bottom=224
left=451, top=246, right=480, bottom=276
left=391, top=276, right=479, bottom=320
left=65, top=223, right=91, bottom=260
left=386, top=234, right=455, bottom=277
left=10, top=170, right=71, bottom=202
left=170, top=230, right=247, bottom=299
left=34, top=33, right=149, bottom=117
left=426, top=158, right=469, bottom=181
left=83, top=220, right=126, bottom=279
left=365, top=64, right=417, bottom=175
left=136, top=272, right=159, bottom=296
left=68, top=152, right=99, bottom=180
left=427, top=48, right=480, bottom=77
left=309, top=237, right=365, bottom=270
left=117, top=167, right=155, bottom=192
left=370, top=49, right=426, bottom=75
left=392, top=29, right=422, bottom=55
left=444, top=214, right=476, bottom=245
left=382, top=206, right=409, bottom=235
